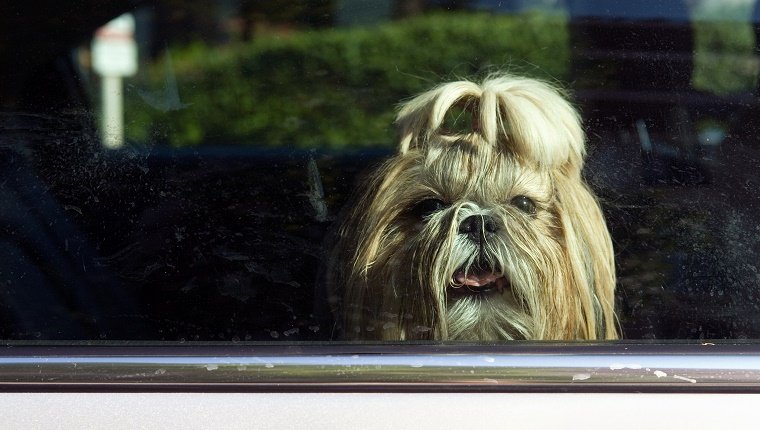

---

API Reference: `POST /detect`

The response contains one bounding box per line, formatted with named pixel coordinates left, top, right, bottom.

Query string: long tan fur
left=328, top=74, right=617, bottom=340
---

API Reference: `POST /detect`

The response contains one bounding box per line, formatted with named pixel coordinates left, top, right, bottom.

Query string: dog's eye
left=511, top=195, right=536, bottom=215
left=411, top=198, right=447, bottom=220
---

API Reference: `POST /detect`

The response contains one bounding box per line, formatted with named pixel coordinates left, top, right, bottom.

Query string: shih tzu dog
left=327, top=74, right=617, bottom=341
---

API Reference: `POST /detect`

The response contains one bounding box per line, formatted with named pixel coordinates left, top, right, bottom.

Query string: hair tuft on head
left=395, top=74, right=585, bottom=171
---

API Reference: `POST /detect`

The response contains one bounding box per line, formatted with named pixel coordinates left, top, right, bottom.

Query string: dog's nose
left=458, top=215, right=498, bottom=241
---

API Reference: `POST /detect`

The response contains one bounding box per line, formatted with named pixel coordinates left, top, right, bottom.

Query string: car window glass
left=2, top=0, right=760, bottom=341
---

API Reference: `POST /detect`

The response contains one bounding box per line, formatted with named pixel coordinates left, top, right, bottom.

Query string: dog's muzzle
left=458, top=214, right=498, bottom=243
left=449, top=214, right=508, bottom=296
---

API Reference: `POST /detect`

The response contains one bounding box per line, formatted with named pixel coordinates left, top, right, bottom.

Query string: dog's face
left=409, top=142, right=562, bottom=340
left=329, top=75, right=616, bottom=341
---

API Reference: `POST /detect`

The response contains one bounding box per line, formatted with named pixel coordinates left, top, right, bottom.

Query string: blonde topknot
left=395, top=74, right=585, bottom=172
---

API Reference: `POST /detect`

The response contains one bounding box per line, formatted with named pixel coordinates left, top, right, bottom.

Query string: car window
left=2, top=0, right=760, bottom=343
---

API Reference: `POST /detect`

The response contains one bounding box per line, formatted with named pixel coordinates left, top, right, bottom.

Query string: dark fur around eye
left=410, top=198, right=447, bottom=220
left=511, top=195, right=536, bottom=215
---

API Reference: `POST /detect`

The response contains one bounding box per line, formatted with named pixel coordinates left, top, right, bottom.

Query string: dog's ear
left=327, top=154, right=442, bottom=340
left=553, top=172, right=618, bottom=339
left=326, top=161, right=392, bottom=340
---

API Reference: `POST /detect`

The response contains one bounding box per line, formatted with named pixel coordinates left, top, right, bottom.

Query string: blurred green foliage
left=125, top=12, right=569, bottom=148
left=692, top=20, right=757, bottom=96
left=125, top=11, right=759, bottom=148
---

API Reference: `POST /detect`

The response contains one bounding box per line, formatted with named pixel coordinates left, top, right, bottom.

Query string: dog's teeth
left=456, top=272, right=500, bottom=287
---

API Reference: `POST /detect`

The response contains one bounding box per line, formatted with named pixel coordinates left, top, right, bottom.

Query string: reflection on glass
left=2, top=0, right=760, bottom=341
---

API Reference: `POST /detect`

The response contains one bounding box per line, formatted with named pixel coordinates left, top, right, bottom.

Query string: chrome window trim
left=2, top=342, right=760, bottom=392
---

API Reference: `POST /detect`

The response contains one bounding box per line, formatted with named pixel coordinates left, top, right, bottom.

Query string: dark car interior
left=3, top=0, right=760, bottom=342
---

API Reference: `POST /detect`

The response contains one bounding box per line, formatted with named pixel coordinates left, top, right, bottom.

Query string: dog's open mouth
left=449, top=267, right=509, bottom=296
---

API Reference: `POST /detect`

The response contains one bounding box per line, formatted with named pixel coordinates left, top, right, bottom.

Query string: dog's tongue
left=455, top=271, right=500, bottom=287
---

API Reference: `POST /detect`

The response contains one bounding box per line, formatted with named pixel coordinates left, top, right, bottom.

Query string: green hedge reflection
left=125, top=11, right=756, bottom=148
left=125, top=12, right=568, bottom=148
left=692, top=20, right=756, bottom=95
